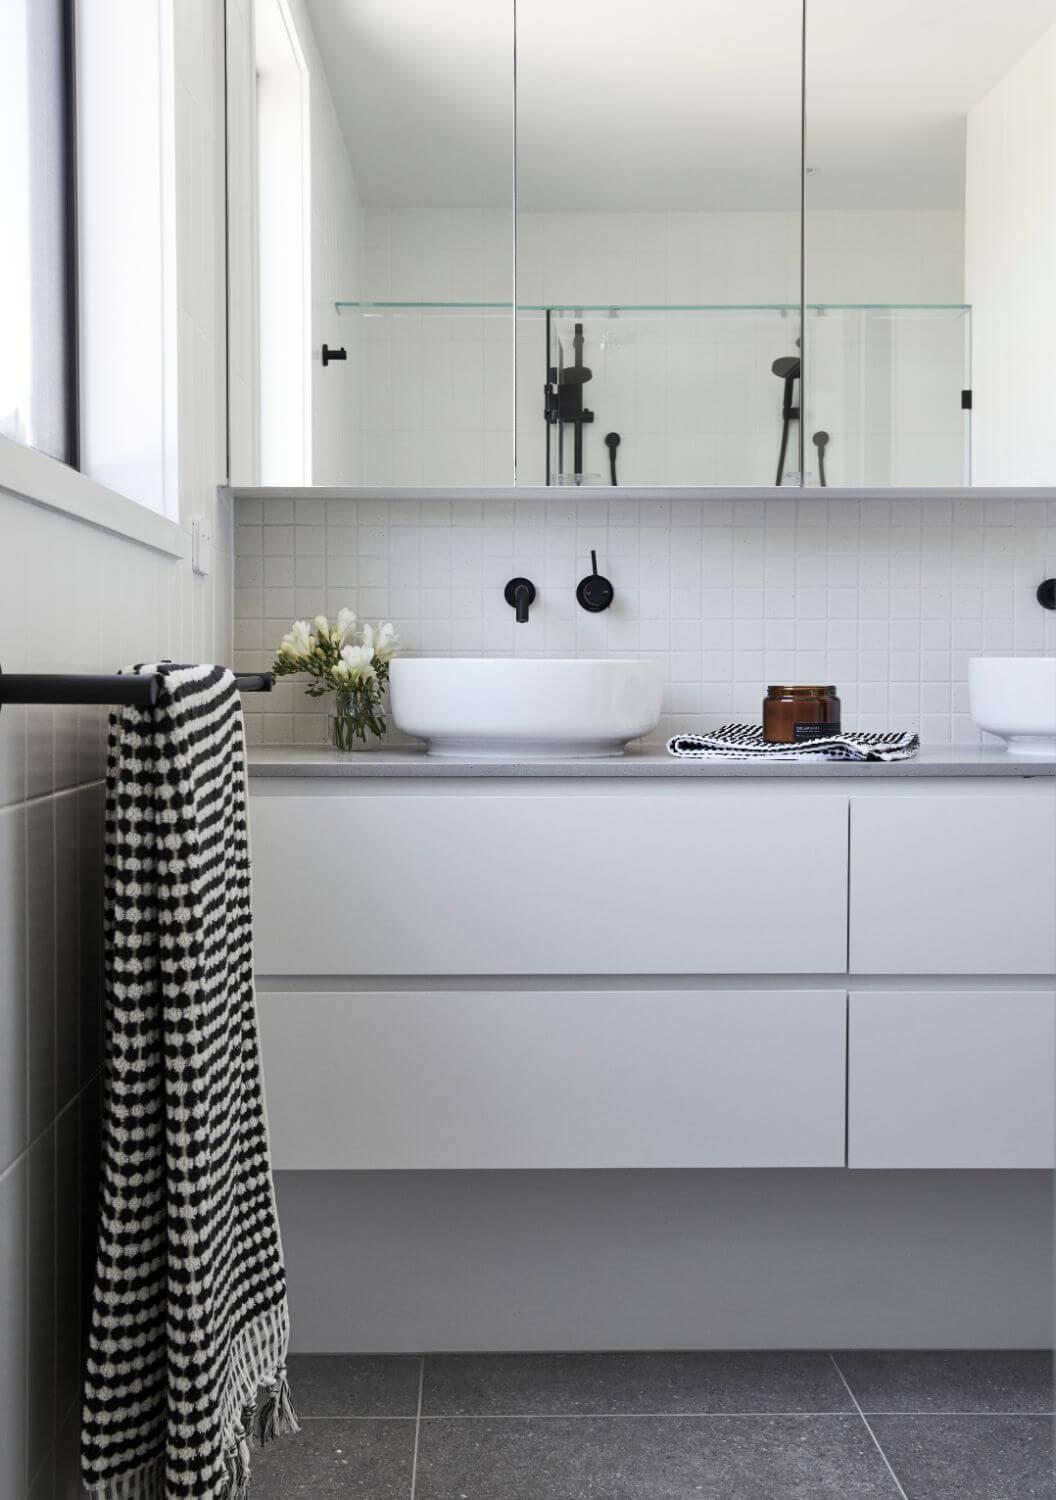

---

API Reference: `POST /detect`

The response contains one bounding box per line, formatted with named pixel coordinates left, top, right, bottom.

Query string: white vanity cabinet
left=250, top=772, right=1056, bottom=1173
left=849, top=795, right=1056, bottom=974
left=259, top=988, right=847, bottom=1170
left=848, top=990, right=1056, bottom=1169
left=250, top=790, right=848, bottom=975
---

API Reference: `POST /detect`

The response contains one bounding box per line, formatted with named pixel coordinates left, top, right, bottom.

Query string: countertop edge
left=246, top=747, right=1056, bottom=779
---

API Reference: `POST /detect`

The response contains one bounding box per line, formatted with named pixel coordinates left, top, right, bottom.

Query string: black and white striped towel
left=668, top=724, right=920, bottom=762
left=82, top=664, right=297, bottom=1500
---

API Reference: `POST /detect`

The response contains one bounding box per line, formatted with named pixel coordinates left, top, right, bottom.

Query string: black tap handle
left=576, top=551, right=614, bottom=613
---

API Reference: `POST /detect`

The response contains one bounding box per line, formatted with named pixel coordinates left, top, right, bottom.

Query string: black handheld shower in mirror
left=771, top=356, right=800, bottom=485
left=812, top=430, right=829, bottom=488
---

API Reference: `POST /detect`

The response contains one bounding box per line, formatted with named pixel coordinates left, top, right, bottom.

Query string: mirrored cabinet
left=228, top=0, right=1056, bottom=489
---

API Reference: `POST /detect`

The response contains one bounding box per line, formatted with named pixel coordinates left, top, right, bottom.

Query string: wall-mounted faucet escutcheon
left=576, top=550, right=614, bottom=613
left=505, top=577, right=537, bottom=623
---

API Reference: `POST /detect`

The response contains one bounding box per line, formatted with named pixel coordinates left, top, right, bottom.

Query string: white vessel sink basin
left=390, top=657, right=664, bottom=758
left=969, top=657, right=1056, bottom=756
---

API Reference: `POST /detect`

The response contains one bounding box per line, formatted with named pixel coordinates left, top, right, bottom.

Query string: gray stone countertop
left=247, top=744, right=1056, bottom=778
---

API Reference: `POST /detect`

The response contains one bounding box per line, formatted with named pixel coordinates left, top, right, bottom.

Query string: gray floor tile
left=415, top=1415, right=903, bottom=1499
left=286, top=1353, right=422, bottom=1416
left=248, top=1417, right=416, bottom=1499
left=835, top=1351, right=1055, bottom=1414
left=871, top=1415, right=1056, bottom=1500
left=422, top=1351, right=854, bottom=1416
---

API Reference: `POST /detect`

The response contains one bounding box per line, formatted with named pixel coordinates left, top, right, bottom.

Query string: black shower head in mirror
left=771, top=356, right=800, bottom=380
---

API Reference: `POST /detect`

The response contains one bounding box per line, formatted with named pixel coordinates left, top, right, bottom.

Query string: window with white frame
left=0, top=0, right=179, bottom=520
left=0, top=0, right=74, bottom=464
left=76, top=0, right=178, bottom=516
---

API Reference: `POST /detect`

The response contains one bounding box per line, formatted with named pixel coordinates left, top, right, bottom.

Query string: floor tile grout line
left=296, top=1408, right=1056, bottom=1422
left=409, top=1356, right=425, bottom=1500
left=302, top=1411, right=856, bottom=1422
left=855, top=1410, right=1055, bottom=1419
left=830, top=1355, right=910, bottom=1500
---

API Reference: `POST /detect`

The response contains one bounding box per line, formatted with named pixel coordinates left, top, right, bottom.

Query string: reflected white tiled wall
left=289, top=0, right=366, bottom=485
left=234, top=494, right=1056, bottom=748
left=226, top=0, right=366, bottom=486
left=967, top=21, right=1056, bottom=486
left=0, top=5, right=232, bottom=1496
left=354, top=205, right=965, bottom=487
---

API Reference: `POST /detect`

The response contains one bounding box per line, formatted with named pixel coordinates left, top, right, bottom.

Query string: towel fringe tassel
left=221, top=1423, right=252, bottom=1500
left=255, top=1366, right=301, bottom=1446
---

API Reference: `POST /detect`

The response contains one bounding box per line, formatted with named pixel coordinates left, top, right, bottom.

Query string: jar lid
left=766, top=684, right=838, bottom=695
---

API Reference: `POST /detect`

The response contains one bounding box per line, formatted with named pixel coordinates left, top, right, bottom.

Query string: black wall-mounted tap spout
left=505, top=577, right=537, bottom=623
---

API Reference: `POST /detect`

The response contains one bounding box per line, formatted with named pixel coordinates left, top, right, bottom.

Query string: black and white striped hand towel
left=82, top=664, right=298, bottom=1500
left=668, top=723, right=920, bottom=762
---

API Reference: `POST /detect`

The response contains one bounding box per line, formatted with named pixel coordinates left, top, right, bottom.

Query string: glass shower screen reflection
left=797, top=0, right=1056, bottom=486
left=515, top=0, right=803, bottom=486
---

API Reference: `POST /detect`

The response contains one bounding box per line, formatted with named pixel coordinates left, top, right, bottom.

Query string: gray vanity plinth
left=247, top=744, right=1055, bottom=778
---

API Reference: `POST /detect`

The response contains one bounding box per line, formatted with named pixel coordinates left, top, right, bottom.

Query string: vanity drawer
left=250, top=792, right=848, bottom=975
left=258, top=988, right=847, bottom=1169
left=848, top=989, right=1056, bottom=1168
left=849, top=794, right=1056, bottom=974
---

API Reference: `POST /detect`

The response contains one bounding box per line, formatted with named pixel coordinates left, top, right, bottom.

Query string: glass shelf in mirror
left=335, top=300, right=970, bottom=316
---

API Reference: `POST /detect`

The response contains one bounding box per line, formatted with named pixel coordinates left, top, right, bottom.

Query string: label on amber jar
left=793, top=721, right=840, bottom=741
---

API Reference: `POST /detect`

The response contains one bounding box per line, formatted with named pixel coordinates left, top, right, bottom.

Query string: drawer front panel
left=849, top=795, right=1056, bottom=975
left=251, top=793, right=848, bottom=975
left=259, top=989, right=847, bottom=1170
left=848, top=989, right=1056, bottom=1168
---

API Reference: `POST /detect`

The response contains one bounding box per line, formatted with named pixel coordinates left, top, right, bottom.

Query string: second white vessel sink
left=390, top=657, right=664, bottom=758
left=969, top=656, right=1056, bottom=756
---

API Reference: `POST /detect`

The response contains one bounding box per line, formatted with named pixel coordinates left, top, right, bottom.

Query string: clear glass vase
left=327, top=688, right=387, bottom=751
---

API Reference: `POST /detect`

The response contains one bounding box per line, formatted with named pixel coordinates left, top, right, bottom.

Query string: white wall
left=233, top=491, right=1056, bottom=750
left=966, top=22, right=1056, bottom=486
left=0, top=5, right=232, bottom=1495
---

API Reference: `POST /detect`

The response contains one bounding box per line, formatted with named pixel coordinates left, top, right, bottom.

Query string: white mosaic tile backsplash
left=233, top=494, right=1056, bottom=748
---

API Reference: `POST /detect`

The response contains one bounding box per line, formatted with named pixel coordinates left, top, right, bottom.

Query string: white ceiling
left=302, top=0, right=1056, bottom=211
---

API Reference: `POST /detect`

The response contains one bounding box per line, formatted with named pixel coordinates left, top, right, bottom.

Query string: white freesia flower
left=339, top=643, right=377, bottom=682
left=362, top=621, right=399, bottom=661
left=374, top=622, right=398, bottom=659
left=313, top=615, right=330, bottom=644
left=279, top=619, right=313, bottom=659
left=336, top=606, right=358, bottom=647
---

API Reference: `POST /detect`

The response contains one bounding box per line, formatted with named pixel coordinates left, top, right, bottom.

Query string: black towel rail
left=0, top=668, right=272, bottom=710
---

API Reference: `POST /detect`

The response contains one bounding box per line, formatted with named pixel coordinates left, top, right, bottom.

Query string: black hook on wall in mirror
left=322, top=344, right=347, bottom=367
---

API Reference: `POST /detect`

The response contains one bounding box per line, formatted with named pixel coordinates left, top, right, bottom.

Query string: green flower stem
left=329, top=686, right=387, bottom=749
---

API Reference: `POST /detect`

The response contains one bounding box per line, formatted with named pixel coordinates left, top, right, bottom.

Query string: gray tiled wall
left=0, top=777, right=104, bottom=1500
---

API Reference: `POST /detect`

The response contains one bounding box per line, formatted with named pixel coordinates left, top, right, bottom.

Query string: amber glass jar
left=763, top=685, right=841, bottom=743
